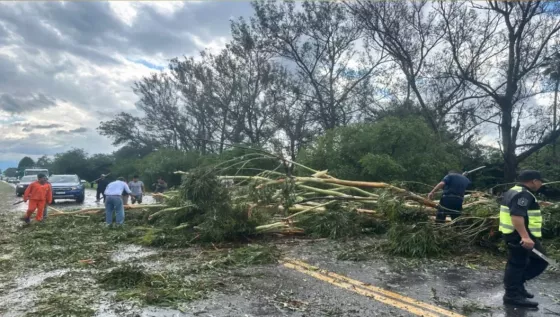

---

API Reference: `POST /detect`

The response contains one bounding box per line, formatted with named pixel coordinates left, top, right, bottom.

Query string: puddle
left=110, top=244, right=157, bottom=263
left=15, top=269, right=70, bottom=290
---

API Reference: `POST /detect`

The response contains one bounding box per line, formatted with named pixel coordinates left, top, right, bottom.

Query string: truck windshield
left=21, top=176, right=37, bottom=182
left=24, top=170, right=48, bottom=176
left=49, top=175, right=79, bottom=183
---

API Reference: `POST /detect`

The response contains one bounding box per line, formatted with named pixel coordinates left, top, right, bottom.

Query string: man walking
left=500, top=170, right=547, bottom=307
left=23, top=173, right=52, bottom=223
left=428, top=170, right=471, bottom=223
left=104, top=177, right=132, bottom=226
left=153, top=177, right=168, bottom=203
left=95, top=174, right=109, bottom=202
left=128, top=175, right=144, bottom=204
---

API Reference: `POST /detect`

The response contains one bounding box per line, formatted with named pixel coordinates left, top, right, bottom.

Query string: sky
left=0, top=1, right=254, bottom=171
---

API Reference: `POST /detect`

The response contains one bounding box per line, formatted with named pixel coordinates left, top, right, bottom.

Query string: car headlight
left=71, top=187, right=78, bottom=190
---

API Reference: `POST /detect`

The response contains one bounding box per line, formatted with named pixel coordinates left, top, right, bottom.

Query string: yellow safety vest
left=499, top=185, right=542, bottom=238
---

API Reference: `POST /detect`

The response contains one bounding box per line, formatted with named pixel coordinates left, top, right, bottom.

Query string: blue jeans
left=105, top=195, right=125, bottom=225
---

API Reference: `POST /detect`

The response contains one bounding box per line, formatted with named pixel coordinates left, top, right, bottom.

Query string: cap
left=517, top=170, right=546, bottom=182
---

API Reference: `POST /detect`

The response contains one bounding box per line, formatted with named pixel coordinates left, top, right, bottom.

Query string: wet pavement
left=1, top=181, right=559, bottom=316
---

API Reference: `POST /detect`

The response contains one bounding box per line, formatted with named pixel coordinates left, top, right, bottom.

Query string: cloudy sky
left=0, top=1, right=253, bottom=170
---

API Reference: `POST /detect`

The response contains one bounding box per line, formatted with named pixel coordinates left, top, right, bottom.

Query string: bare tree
left=348, top=0, right=485, bottom=137
left=252, top=0, right=387, bottom=131
left=439, top=0, right=560, bottom=181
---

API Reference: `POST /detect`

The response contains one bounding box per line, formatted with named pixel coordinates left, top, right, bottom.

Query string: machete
left=464, top=166, right=486, bottom=175
left=12, top=200, right=24, bottom=205
left=531, top=248, right=559, bottom=271
left=508, top=243, right=559, bottom=271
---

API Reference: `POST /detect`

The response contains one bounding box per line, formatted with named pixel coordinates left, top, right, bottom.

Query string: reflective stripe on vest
left=499, top=186, right=542, bottom=238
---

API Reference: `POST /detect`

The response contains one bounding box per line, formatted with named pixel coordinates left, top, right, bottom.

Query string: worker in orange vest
left=23, top=173, right=52, bottom=223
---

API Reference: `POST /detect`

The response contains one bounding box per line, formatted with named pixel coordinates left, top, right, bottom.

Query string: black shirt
left=96, top=178, right=110, bottom=191
left=442, top=173, right=471, bottom=198
left=502, top=184, right=540, bottom=241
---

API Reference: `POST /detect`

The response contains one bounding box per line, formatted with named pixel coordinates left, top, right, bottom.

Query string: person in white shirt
left=104, top=177, right=132, bottom=226
left=128, top=175, right=145, bottom=204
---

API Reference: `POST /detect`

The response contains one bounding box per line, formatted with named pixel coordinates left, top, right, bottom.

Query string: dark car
left=15, top=175, right=38, bottom=196
left=49, top=174, right=86, bottom=203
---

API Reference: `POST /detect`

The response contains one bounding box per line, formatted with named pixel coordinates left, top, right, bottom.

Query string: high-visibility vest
left=499, top=185, right=542, bottom=238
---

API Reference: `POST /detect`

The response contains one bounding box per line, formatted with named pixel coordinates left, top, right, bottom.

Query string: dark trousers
left=436, top=196, right=463, bottom=223
left=504, top=238, right=548, bottom=296
left=96, top=189, right=106, bottom=202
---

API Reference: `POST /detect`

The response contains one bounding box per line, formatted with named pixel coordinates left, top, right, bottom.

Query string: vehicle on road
left=49, top=174, right=86, bottom=203
left=15, top=175, right=38, bottom=196
left=24, top=168, right=49, bottom=177
left=7, top=177, right=18, bottom=184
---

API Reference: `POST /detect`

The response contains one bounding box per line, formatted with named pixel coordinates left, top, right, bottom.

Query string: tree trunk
left=554, top=79, right=559, bottom=157
left=501, top=106, right=518, bottom=182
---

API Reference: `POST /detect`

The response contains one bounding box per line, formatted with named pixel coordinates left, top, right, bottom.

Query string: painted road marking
left=282, top=258, right=465, bottom=317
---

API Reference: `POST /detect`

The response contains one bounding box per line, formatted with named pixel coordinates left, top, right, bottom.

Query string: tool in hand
left=463, top=166, right=486, bottom=176
left=508, top=243, right=559, bottom=271
left=12, top=200, right=25, bottom=206
left=92, top=173, right=111, bottom=183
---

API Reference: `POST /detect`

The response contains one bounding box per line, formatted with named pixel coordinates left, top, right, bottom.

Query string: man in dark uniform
left=95, top=174, right=109, bottom=203
left=500, top=170, right=547, bottom=308
left=428, top=170, right=471, bottom=223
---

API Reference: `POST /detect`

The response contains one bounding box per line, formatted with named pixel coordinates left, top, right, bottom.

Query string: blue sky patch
left=127, top=58, right=165, bottom=71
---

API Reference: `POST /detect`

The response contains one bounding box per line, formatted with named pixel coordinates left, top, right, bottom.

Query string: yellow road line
left=283, top=262, right=440, bottom=317
left=283, top=258, right=465, bottom=317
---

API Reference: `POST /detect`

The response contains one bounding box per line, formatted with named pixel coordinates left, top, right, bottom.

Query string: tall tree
left=438, top=0, right=560, bottom=181
left=542, top=48, right=560, bottom=156
left=4, top=168, right=17, bottom=177
left=17, top=156, right=35, bottom=176
left=347, top=0, right=484, bottom=137
left=35, top=155, right=52, bottom=169
left=252, top=0, right=386, bottom=131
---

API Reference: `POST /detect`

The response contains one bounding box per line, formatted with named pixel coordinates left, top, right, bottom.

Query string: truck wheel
left=76, top=195, right=85, bottom=204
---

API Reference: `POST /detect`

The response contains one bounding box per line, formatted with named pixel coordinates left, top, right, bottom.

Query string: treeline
left=97, top=0, right=560, bottom=182
left=12, top=114, right=560, bottom=192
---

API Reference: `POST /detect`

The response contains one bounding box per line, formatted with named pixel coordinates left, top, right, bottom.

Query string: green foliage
left=178, top=168, right=258, bottom=242
left=386, top=223, right=456, bottom=257
left=543, top=206, right=560, bottom=238
left=202, top=244, right=281, bottom=269
left=136, top=149, right=202, bottom=187
left=298, top=117, right=461, bottom=184
left=17, top=156, right=35, bottom=177
left=50, top=148, right=90, bottom=179
left=97, top=264, right=212, bottom=306
left=297, top=203, right=383, bottom=239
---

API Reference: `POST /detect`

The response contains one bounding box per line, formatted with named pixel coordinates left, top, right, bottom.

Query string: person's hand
left=428, top=192, right=435, bottom=200
left=521, top=237, right=535, bottom=250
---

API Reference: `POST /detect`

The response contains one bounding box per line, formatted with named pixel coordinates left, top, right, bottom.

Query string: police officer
left=500, top=170, right=547, bottom=307
left=428, top=170, right=471, bottom=223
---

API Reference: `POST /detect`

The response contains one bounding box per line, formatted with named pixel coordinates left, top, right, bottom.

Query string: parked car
left=15, top=175, right=38, bottom=196
left=7, top=177, right=17, bottom=184
left=49, top=174, right=86, bottom=203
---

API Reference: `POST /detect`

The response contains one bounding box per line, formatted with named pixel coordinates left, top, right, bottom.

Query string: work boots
left=521, top=285, right=535, bottom=299
left=503, top=294, right=538, bottom=308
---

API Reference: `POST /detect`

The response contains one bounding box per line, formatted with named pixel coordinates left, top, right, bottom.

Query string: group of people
left=22, top=174, right=167, bottom=227
left=429, top=169, right=548, bottom=308
left=20, top=168, right=550, bottom=308
left=96, top=175, right=167, bottom=226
